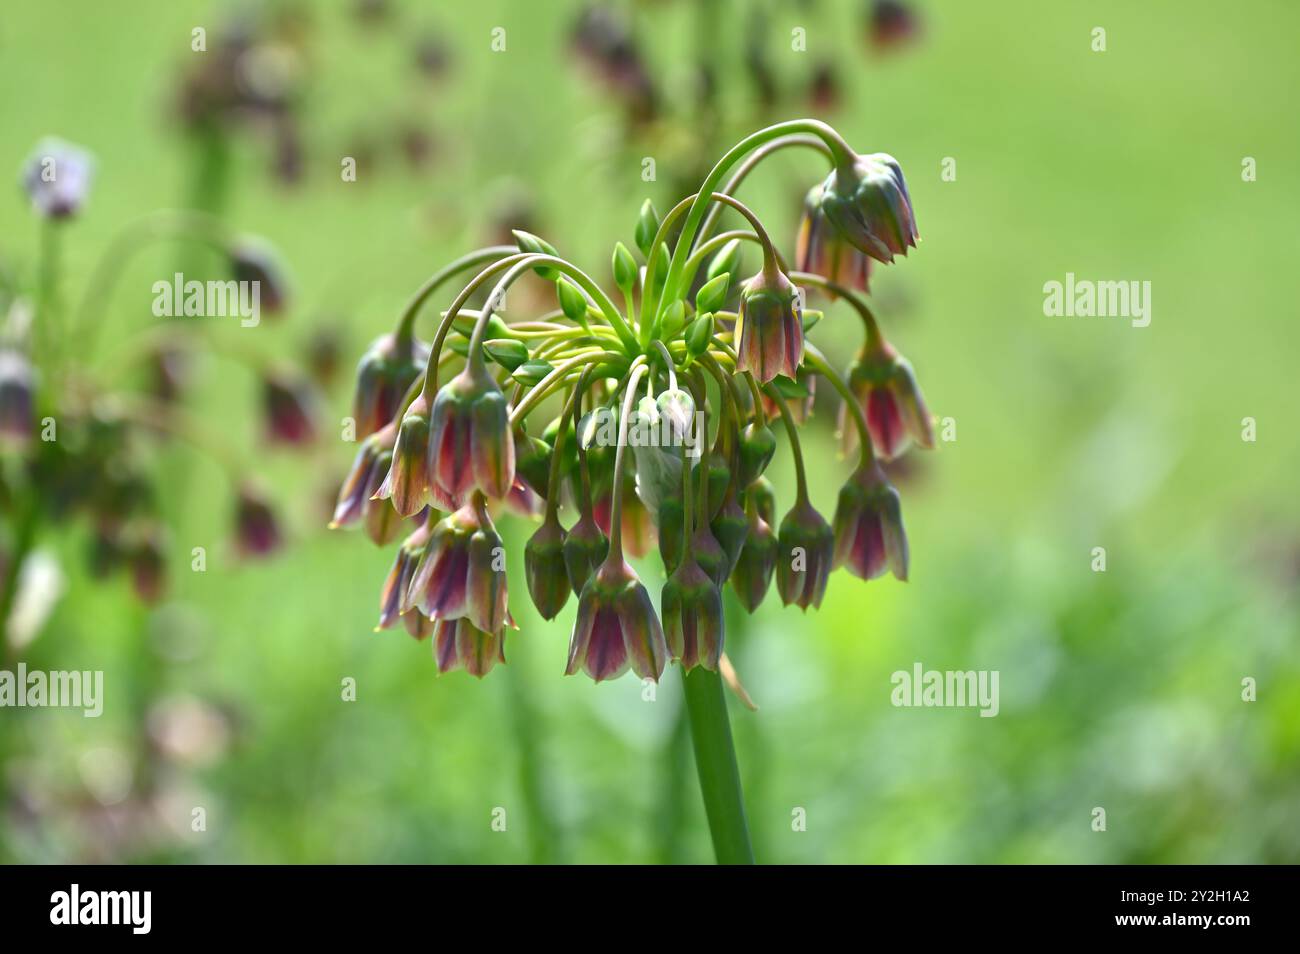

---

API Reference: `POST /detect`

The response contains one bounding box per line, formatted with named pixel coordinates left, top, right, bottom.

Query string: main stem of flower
left=681, top=665, right=755, bottom=864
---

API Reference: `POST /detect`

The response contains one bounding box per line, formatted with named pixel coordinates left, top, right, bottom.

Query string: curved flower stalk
left=331, top=119, right=935, bottom=864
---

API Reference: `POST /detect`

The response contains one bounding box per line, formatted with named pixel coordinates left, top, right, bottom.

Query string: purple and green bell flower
left=565, top=558, right=668, bottom=683
left=428, top=361, right=516, bottom=502
left=405, top=495, right=509, bottom=635
left=832, top=460, right=908, bottom=582
left=736, top=268, right=803, bottom=385
left=352, top=332, right=431, bottom=440
left=839, top=341, right=934, bottom=461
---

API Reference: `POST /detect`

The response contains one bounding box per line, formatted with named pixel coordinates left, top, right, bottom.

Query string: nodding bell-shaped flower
left=796, top=183, right=873, bottom=293
left=230, top=239, right=290, bottom=315
left=22, top=138, right=94, bottom=220
left=563, top=510, right=609, bottom=593
left=662, top=558, right=724, bottom=672
left=525, top=513, right=571, bottom=620
left=566, top=559, right=668, bottom=683
left=593, top=474, right=655, bottom=558
left=736, top=269, right=803, bottom=384
left=428, top=362, right=516, bottom=502
left=262, top=371, right=319, bottom=446
left=710, top=489, right=749, bottom=582
left=736, top=420, right=776, bottom=488
left=775, top=499, right=835, bottom=610
left=832, top=461, right=908, bottom=581
left=128, top=525, right=168, bottom=604
left=374, top=392, right=457, bottom=517
left=433, top=618, right=506, bottom=678
left=731, top=497, right=777, bottom=612
left=840, top=342, right=934, bottom=460
left=406, top=497, right=508, bottom=634
left=404, top=609, right=436, bottom=640
left=815, top=152, right=918, bottom=264
left=352, top=332, right=430, bottom=439
left=331, top=423, right=396, bottom=530
left=233, top=484, right=282, bottom=558
left=378, top=523, right=430, bottom=631
left=0, top=349, right=36, bottom=449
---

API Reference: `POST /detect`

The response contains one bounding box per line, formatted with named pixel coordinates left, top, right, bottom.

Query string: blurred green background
left=2, top=0, right=1297, bottom=863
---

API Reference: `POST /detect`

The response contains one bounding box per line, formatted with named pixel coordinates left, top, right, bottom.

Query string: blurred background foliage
left=1, top=0, right=1297, bottom=863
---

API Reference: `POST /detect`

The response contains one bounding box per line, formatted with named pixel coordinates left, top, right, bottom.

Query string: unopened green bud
left=512, top=229, right=560, bottom=280
left=634, top=198, right=660, bottom=257
left=695, top=272, right=730, bottom=315
left=483, top=338, right=530, bottom=372
left=612, top=241, right=638, bottom=291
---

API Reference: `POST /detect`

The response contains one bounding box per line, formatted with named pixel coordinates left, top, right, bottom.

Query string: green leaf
left=801, top=308, right=823, bottom=334
left=512, top=229, right=560, bottom=281
left=634, top=199, right=660, bottom=258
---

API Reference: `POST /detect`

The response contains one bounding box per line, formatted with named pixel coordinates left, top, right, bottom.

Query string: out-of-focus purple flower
left=234, top=484, right=282, bottom=558
left=21, top=138, right=94, bottom=220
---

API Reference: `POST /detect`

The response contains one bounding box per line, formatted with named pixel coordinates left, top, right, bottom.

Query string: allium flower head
left=21, top=138, right=94, bottom=219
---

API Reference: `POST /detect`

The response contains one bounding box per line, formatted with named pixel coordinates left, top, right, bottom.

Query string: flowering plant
left=333, top=119, right=931, bottom=863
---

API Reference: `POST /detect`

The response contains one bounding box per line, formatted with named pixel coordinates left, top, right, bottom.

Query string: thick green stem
left=681, top=665, right=754, bottom=864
